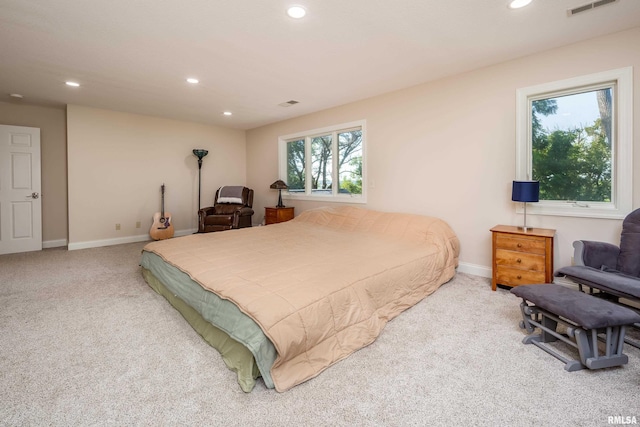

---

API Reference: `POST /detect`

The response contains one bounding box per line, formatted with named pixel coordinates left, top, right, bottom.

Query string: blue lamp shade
left=512, top=181, right=540, bottom=203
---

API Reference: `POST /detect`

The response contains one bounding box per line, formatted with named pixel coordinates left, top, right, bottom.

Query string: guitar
left=150, top=184, right=175, bottom=240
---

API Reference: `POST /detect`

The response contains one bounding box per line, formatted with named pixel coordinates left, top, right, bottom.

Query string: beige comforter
left=143, top=206, right=459, bottom=391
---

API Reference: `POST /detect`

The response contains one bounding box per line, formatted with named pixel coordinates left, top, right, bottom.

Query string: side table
left=490, top=225, right=555, bottom=291
left=265, top=206, right=294, bottom=225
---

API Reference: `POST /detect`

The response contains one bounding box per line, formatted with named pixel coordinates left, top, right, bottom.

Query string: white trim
left=283, top=193, right=367, bottom=204
left=43, top=239, right=68, bottom=249
left=278, top=120, right=367, bottom=203
left=457, top=262, right=492, bottom=278
left=515, top=66, right=633, bottom=219
left=67, top=228, right=195, bottom=251
left=455, top=263, right=588, bottom=287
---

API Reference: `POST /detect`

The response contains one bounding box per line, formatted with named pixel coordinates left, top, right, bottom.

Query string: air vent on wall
left=567, top=0, right=618, bottom=16
left=278, top=100, right=300, bottom=107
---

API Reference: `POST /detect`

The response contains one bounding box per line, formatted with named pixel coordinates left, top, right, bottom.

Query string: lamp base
left=518, top=202, right=532, bottom=232
left=276, top=190, right=285, bottom=208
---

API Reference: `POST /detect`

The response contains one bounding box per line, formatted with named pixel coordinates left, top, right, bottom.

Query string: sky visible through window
left=538, top=91, right=600, bottom=132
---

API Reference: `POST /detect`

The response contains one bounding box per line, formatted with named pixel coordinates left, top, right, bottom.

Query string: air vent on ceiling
left=278, top=100, right=300, bottom=107
left=567, top=0, right=618, bottom=16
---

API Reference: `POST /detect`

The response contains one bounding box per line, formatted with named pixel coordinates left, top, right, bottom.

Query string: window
left=516, top=67, right=632, bottom=219
left=279, top=120, right=366, bottom=203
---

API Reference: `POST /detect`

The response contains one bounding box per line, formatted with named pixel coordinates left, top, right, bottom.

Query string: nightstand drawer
left=495, top=233, right=546, bottom=255
left=495, top=249, right=545, bottom=271
left=495, top=266, right=546, bottom=287
left=490, top=225, right=555, bottom=291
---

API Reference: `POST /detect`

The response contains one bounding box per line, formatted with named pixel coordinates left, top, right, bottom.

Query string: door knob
left=28, top=192, right=39, bottom=199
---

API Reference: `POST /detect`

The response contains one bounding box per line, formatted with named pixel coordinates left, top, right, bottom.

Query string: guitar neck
left=161, top=184, right=166, bottom=218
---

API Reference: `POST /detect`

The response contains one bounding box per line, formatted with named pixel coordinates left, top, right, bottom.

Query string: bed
left=140, top=205, right=459, bottom=392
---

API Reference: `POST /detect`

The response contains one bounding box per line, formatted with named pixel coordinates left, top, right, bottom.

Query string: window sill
left=517, top=202, right=630, bottom=220
left=284, top=194, right=367, bottom=204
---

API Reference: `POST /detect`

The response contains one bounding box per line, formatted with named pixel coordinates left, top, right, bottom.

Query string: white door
left=0, top=125, right=42, bottom=255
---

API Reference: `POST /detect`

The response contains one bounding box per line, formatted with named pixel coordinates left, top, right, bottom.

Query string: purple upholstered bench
left=511, top=284, right=640, bottom=371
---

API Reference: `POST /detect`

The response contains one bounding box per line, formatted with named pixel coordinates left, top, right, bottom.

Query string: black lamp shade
left=512, top=181, right=540, bottom=202
left=193, top=149, right=208, bottom=160
left=270, top=180, right=288, bottom=190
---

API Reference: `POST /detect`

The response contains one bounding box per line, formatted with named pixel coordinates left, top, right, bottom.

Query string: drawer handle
left=516, top=258, right=522, bottom=263
left=517, top=243, right=522, bottom=248
left=517, top=275, right=522, bottom=279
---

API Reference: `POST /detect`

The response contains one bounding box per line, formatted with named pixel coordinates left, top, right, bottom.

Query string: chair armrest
left=573, top=240, right=620, bottom=269
left=199, top=206, right=216, bottom=216
left=238, top=207, right=254, bottom=217
left=231, top=207, right=254, bottom=227
left=198, top=207, right=216, bottom=231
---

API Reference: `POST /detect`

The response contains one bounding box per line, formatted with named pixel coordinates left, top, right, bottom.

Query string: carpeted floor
left=1, top=242, right=639, bottom=426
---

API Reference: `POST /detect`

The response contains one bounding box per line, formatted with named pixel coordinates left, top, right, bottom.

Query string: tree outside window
left=516, top=67, right=632, bottom=219
left=282, top=122, right=365, bottom=202
left=531, top=88, right=612, bottom=203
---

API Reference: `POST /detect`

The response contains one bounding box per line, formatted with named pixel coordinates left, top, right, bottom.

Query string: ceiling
left=1, top=0, right=639, bottom=130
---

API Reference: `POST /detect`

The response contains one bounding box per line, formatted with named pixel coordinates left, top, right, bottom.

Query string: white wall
left=246, top=27, right=640, bottom=277
left=67, top=105, right=246, bottom=249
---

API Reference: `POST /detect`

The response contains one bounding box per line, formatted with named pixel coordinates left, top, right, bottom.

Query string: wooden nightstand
left=490, top=225, right=555, bottom=291
left=265, top=207, right=294, bottom=225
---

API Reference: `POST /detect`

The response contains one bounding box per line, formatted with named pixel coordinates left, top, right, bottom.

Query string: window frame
left=515, top=67, right=633, bottom=219
left=278, top=120, right=367, bottom=204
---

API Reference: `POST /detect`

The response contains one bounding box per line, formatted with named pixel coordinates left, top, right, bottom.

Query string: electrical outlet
left=136, top=221, right=141, bottom=228
left=115, top=223, right=121, bottom=231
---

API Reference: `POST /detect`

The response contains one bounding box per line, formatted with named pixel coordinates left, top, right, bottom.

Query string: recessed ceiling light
left=65, top=81, right=80, bottom=87
left=287, top=5, right=306, bottom=18
left=508, top=0, right=533, bottom=8
left=186, top=78, right=199, bottom=84
left=222, top=111, right=232, bottom=116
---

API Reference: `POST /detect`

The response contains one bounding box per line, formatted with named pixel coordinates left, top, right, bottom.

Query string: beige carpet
left=1, top=242, right=639, bottom=426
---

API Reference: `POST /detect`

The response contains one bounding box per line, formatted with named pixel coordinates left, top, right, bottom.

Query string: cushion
left=617, top=208, right=640, bottom=277
left=555, top=265, right=640, bottom=299
left=217, top=186, right=245, bottom=204
left=511, top=284, right=640, bottom=329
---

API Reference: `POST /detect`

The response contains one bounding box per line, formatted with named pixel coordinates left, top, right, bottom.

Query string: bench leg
left=517, top=299, right=632, bottom=371
left=518, top=301, right=584, bottom=371
left=574, top=326, right=629, bottom=369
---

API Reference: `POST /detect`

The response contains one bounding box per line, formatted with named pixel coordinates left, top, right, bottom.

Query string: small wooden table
left=265, top=206, right=294, bottom=225
left=490, top=225, right=555, bottom=291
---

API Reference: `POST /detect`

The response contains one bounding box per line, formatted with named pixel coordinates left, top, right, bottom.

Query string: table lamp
left=512, top=180, right=539, bottom=231
left=270, top=180, right=288, bottom=208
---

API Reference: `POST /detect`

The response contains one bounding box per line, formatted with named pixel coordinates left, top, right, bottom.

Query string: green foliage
left=286, top=139, right=305, bottom=190
left=339, top=156, right=362, bottom=194
left=532, top=99, right=611, bottom=202
left=286, top=130, right=363, bottom=195
left=311, top=136, right=332, bottom=190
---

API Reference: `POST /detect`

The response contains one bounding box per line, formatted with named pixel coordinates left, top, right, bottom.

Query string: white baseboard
left=43, top=239, right=68, bottom=249
left=457, top=261, right=492, bottom=278
left=67, top=228, right=196, bottom=251
left=457, top=262, right=576, bottom=286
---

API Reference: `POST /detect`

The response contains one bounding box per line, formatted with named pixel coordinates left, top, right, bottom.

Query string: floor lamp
left=193, top=149, right=208, bottom=210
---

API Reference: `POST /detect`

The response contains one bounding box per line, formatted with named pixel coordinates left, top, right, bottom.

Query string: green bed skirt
left=141, top=267, right=260, bottom=392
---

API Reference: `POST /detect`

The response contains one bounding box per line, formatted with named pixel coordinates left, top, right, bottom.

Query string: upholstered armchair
left=198, top=186, right=254, bottom=233
left=555, top=208, right=640, bottom=303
